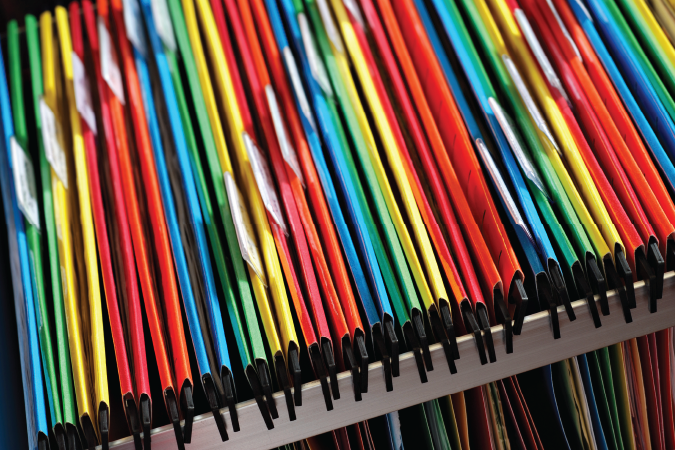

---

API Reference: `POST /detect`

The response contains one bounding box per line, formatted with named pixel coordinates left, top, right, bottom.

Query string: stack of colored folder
left=1, top=0, right=675, bottom=448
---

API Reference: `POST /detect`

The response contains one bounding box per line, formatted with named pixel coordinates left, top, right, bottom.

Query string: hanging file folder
left=0, top=33, right=50, bottom=450
left=258, top=0, right=371, bottom=397
left=55, top=8, right=111, bottom=447
left=276, top=0, right=400, bottom=390
left=542, top=0, right=666, bottom=309
left=193, top=0, right=303, bottom=422
left=26, top=15, right=80, bottom=450
left=490, top=0, right=613, bottom=325
left=68, top=6, right=151, bottom=448
left=306, top=0, right=436, bottom=377
left=171, top=0, right=281, bottom=429
left=7, top=20, right=62, bottom=449
left=404, top=0, right=530, bottom=339
left=360, top=0, right=498, bottom=363
left=562, top=0, right=675, bottom=272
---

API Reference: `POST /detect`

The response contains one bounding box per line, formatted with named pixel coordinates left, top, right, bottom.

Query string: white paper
left=502, top=55, right=561, bottom=157
left=151, top=0, right=176, bottom=51
left=224, top=171, right=266, bottom=285
left=71, top=52, right=97, bottom=134
left=39, top=98, right=68, bottom=188
left=546, top=0, right=582, bottom=61
left=11, top=137, right=40, bottom=228
left=475, top=137, right=534, bottom=246
left=343, top=0, right=365, bottom=29
left=283, top=47, right=316, bottom=131
left=265, top=85, right=305, bottom=186
left=316, top=0, right=344, bottom=53
left=514, top=9, right=570, bottom=105
left=488, top=97, right=550, bottom=201
left=98, top=18, right=125, bottom=104
left=299, top=13, right=333, bottom=97
left=243, top=132, right=287, bottom=234
left=123, top=0, right=147, bottom=56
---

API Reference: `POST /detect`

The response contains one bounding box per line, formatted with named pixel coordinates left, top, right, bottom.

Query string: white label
left=151, top=0, right=176, bottom=51
left=502, top=56, right=562, bottom=157
left=317, top=0, right=344, bottom=53
left=546, top=0, right=582, bottom=61
left=123, top=0, right=147, bottom=56
left=98, top=18, right=125, bottom=104
left=11, top=137, right=40, bottom=228
left=39, top=99, right=69, bottom=188
left=71, top=52, right=97, bottom=135
left=265, top=85, right=305, bottom=186
left=343, top=0, right=365, bottom=29
left=514, top=9, right=570, bottom=104
left=488, top=97, right=549, bottom=200
left=299, top=13, right=333, bottom=97
left=475, top=137, right=535, bottom=247
left=224, top=172, right=267, bottom=285
left=243, top=132, right=287, bottom=234
left=283, top=47, right=316, bottom=131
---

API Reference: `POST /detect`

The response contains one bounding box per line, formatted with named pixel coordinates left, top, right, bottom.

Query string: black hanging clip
left=309, top=343, right=333, bottom=411
left=537, top=272, right=560, bottom=339
left=403, top=317, right=428, bottom=383
left=342, top=334, right=362, bottom=401
left=372, top=321, right=393, bottom=392
left=322, top=338, right=340, bottom=401
left=509, top=278, right=528, bottom=335
left=54, top=423, right=67, bottom=450
left=354, top=329, right=369, bottom=394
left=549, top=260, right=575, bottom=322
left=203, top=373, right=228, bottom=441
left=604, top=250, right=631, bottom=323
left=461, top=300, right=488, bottom=365
left=123, top=396, right=142, bottom=450
left=428, top=302, right=457, bottom=375
left=180, top=382, right=195, bottom=443
left=584, top=255, right=605, bottom=327
left=221, top=368, right=239, bottom=431
left=493, top=288, right=511, bottom=357
left=274, top=352, right=300, bottom=421
left=246, top=362, right=274, bottom=430
left=165, top=388, right=185, bottom=450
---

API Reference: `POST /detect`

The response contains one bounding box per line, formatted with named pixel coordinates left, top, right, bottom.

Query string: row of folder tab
left=1, top=0, right=675, bottom=448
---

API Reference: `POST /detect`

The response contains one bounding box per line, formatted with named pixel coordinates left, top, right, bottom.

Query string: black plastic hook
left=245, top=363, right=274, bottom=430
left=203, top=374, right=228, bottom=441
left=372, top=321, right=393, bottom=392
left=275, top=351, right=296, bottom=421
left=403, top=319, right=428, bottom=383
left=509, top=278, right=528, bottom=335
left=412, top=308, right=432, bottom=372
left=537, top=272, right=560, bottom=339
left=604, top=250, right=631, bottom=324
left=584, top=256, right=604, bottom=327
left=549, top=260, right=575, bottom=321
left=461, top=300, right=487, bottom=365
left=572, top=261, right=600, bottom=328
left=165, top=388, right=185, bottom=450
left=384, top=315, right=399, bottom=378
left=309, top=343, right=333, bottom=411
left=100, top=404, right=110, bottom=450
left=428, top=303, right=457, bottom=375
left=66, top=423, right=79, bottom=450
left=123, top=396, right=142, bottom=450
left=322, top=338, right=339, bottom=400
left=221, top=368, right=239, bottom=431
left=354, top=330, right=369, bottom=394
left=82, top=411, right=98, bottom=450
left=54, top=423, right=67, bottom=450
left=180, top=383, right=194, bottom=443
left=342, top=334, right=362, bottom=401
